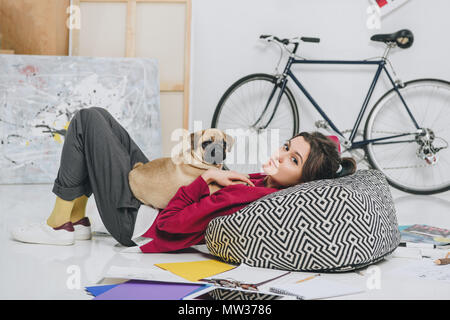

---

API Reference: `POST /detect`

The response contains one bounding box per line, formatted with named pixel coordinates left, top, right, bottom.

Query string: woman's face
left=262, top=136, right=311, bottom=188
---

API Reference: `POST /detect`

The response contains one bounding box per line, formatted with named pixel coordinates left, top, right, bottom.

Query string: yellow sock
left=70, top=195, right=89, bottom=223
left=46, top=196, right=75, bottom=228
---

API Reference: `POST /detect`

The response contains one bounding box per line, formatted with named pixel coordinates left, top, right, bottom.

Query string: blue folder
left=85, top=284, right=118, bottom=297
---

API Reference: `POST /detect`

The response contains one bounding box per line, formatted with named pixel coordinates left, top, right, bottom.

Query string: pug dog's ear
left=190, top=130, right=206, bottom=150
left=224, top=133, right=235, bottom=152
left=179, top=131, right=195, bottom=154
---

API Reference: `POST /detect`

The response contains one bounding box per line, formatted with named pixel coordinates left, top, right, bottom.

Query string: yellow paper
left=155, top=259, right=235, bottom=282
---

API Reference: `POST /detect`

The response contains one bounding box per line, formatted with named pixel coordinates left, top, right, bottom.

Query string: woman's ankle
left=46, top=218, right=71, bottom=229
left=71, top=216, right=90, bottom=225
left=70, top=214, right=86, bottom=224
left=70, top=195, right=89, bottom=223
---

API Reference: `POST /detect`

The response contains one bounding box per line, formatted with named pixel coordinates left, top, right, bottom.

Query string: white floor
left=1, top=183, right=449, bottom=300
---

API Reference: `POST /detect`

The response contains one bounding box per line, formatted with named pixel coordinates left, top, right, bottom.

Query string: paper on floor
left=155, top=260, right=236, bottom=282
left=387, top=258, right=450, bottom=282
left=269, top=277, right=364, bottom=300
left=104, top=265, right=196, bottom=284
left=203, top=263, right=290, bottom=285
left=93, top=280, right=206, bottom=300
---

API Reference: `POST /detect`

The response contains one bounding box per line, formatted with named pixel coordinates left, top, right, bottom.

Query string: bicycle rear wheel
left=211, top=73, right=299, bottom=174
left=364, top=78, right=450, bottom=194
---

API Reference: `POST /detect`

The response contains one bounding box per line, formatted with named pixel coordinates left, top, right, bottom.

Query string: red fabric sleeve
left=139, top=173, right=279, bottom=253
left=153, top=175, right=273, bottom=235
left=248, top=173, right=265, bottom=179
left=154, top=175, right=230, bottom=234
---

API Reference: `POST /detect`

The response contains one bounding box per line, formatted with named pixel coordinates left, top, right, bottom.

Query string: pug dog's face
left=190, top=129, right=234, bottom=165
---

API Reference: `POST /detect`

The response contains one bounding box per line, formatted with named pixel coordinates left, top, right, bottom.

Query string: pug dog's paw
left=132, top=162, right=144, bottom=170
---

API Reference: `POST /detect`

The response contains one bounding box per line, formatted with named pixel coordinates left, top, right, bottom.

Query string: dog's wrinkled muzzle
left=204, top=142, right=227, bottom=164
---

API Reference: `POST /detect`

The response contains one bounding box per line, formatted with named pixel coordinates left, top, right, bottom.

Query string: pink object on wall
left=327, top=135, right=341, bottom=153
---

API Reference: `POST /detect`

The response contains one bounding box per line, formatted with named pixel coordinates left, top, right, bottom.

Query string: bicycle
left=211, top=29, right=450, bottom=195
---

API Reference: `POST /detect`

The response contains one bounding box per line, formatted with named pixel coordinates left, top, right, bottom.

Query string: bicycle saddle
left=370, top=29, right=414, bottom=49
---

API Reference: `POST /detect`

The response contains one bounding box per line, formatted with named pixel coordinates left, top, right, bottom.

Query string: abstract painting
left=0, top=54, right=161, bottom=184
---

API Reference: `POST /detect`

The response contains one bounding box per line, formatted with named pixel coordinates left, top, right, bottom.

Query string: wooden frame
left=70, top=0, right=191, bottom=129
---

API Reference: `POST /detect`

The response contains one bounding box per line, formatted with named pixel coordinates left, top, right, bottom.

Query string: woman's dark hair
left=292, top=131, right=356, bottom=183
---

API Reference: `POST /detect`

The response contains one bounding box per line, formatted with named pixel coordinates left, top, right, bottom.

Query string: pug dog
left=128, top=128, right=241, bottom=209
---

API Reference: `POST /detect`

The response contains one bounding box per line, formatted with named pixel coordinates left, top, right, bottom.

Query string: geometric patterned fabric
left=205, top=170, right=400, bottom=272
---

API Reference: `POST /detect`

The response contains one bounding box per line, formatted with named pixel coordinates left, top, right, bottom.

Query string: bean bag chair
left=205, top=169, right=400, bottom=272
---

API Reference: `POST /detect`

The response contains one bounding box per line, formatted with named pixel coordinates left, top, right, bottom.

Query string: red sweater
left=139, top=173, right=279, bottom=253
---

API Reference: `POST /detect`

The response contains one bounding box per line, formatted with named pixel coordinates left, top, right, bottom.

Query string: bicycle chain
left=340, top=129, right=430, bottom=170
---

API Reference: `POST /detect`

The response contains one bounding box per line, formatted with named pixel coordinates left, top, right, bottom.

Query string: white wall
left=190, top=0, right=449, bottom=132
left=189, top=0, right=450, bottom=204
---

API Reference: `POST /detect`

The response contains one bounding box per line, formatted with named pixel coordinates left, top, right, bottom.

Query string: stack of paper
left=87, top=260, right=365, bottom=300
left=85, top=259, right=236, bottom=300
left=186, top=264, right=364, bottom=300
left=399, top=224, right=450, bottom=247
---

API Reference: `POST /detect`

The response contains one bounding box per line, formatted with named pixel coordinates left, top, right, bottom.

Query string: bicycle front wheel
left=211, top=73, right=299, bottom=174
left=365, top=78, right=450, bottom=194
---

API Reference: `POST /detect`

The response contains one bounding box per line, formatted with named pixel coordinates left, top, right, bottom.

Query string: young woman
left=11, top=107, right=356, bottom=253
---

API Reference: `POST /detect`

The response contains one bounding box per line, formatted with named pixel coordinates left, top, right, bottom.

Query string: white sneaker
left=72, top=217, right=92, bottom=240
left=11, top=221, right=75, bottom=246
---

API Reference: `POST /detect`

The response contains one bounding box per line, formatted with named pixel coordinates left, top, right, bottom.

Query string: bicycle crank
left=415, top=128, right=448, bottom=166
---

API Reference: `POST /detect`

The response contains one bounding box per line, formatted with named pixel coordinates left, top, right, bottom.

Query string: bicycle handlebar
left=259, top=34, right=320, bottom=44
left=301, top=37, right=320, bottom=43
left=260, top=35, right=289, bottom=45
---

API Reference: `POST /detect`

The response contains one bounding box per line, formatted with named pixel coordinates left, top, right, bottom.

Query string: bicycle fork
left=250, top=74, right=289, bottom=131
left=251, top=53, right=301, bottom=131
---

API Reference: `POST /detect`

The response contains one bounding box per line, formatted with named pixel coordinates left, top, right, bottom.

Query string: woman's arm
left=155, top=177, right=233, bottom=234
left=201, top=169, right=255, bottom=187
left=154, top=169, right=255, bottom=234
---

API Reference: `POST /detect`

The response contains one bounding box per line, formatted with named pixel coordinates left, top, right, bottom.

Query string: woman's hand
left=201, top=169, right=255, bottom=187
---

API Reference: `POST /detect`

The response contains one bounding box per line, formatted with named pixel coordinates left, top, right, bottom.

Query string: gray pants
left=52, top=107, right=149, bottom=246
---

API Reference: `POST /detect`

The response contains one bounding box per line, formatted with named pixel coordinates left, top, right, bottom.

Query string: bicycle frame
left=262, top=51, right=423, bottom=150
